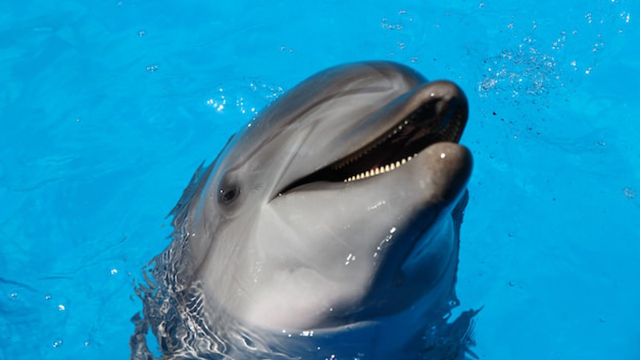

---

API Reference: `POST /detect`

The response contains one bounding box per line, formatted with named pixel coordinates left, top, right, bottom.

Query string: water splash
left=478, top=36, right=559, bottom=99
left=206, top=80, right=284, bottom=119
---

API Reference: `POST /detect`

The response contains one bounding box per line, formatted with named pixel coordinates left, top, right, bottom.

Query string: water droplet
left=585, top=12, right=593, bottom=24
left=623, top=187, right=636, bottom=199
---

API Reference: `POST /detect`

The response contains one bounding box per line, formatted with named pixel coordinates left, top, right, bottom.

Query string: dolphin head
left=178, top=61, right=471, bottom=335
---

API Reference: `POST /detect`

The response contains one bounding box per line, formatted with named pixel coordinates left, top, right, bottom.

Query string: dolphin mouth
left=278, top=81, right=468, bottom=195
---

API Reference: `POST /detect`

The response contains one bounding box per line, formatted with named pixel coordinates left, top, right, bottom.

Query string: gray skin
left=137, top=61, right=474, bottom=360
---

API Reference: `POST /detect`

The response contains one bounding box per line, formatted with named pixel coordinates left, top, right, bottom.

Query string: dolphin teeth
left=342, top=153, right=421, bottom=182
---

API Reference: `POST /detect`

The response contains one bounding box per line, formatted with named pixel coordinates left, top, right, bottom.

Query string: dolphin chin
left=131, top=61, right=477, bottom=360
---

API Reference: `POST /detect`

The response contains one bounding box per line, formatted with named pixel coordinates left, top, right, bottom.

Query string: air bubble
left=623, top=187, right=636, bottom=199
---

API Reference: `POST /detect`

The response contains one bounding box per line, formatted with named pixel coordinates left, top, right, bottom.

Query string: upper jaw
left=275, top=80, right=469, bottom=197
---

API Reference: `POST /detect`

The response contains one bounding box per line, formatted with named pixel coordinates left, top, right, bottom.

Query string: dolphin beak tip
left=418, top=142, right=473, bottom=205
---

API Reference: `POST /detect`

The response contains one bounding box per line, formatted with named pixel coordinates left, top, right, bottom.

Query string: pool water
left=1, top=0, right=638, bottom=359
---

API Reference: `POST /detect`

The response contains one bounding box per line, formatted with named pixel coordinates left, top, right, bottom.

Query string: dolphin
left=131, top=61, right=477, bottom=360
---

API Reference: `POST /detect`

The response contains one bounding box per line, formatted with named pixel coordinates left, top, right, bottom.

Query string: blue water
left=1, top=0, right=638, bottom=359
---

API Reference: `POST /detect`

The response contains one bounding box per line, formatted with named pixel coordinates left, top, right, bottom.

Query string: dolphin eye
left=218, top=186, right=240, bottom=205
